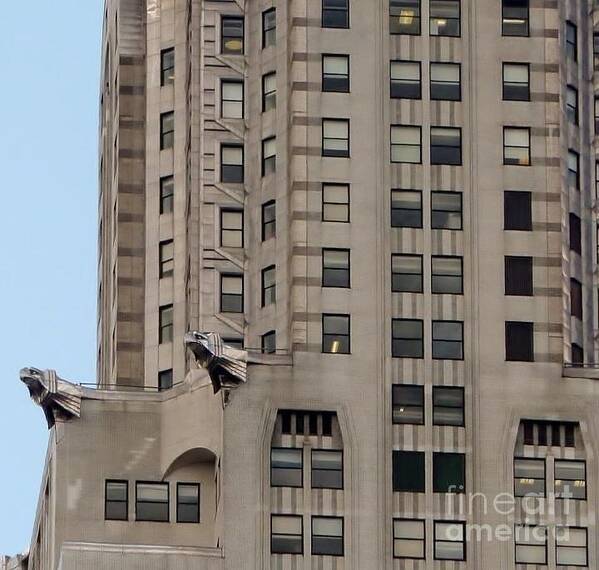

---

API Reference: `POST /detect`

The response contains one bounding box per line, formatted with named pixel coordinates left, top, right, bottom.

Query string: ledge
left=562, top=366, right=599, bottom=380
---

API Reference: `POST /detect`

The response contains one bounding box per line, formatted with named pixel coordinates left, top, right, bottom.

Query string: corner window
left=262, top=200, right=276, bottom=240
left=504, top=256, right=533, bottom=296
left=504, top=191, right=531, bottom=230
left=502, top=0, right=529, bottom=36
left=392, top=318, right=424, bottom=358
left=271, top=515, right=303, bottom=554
left=160, top=111, right=174, bottom=150
left=433, top=386, right=464, bottom=426
left=432, top=320, right=463, bottom=360
left=159, top=239, right=174, bottom=278
left=394, top=519, right=425, bottom=559
left=431, top=191, right=462, bottom=230
left=392, top=384, right=424, bottom=424
left=262, top=137, right=276, bottom=176
left=220, top=145, right=244, bottom=183
left=322, top=0, right=349, bottom=28
left=555, top=460, right=586, bottom=500
left=514, top=457, right=545, bottom=497
left=322, top=314, right=350, bottom=354
left=390, top=61, right=421, bottom=99
left=105, top=480, right=128, bottom=521
left=392, top=190, right=422, bottom=228
left=262, top=330, right=276, bottom=354
left=566, top=86, right=579, bottom=125
left=568, top=150, right=580, bottom=189
left=160, top=48, right=175, bottom=86
left=221, top=16, right=244, bottom=55
left=262, top=72, right=276, bottom=112
left=430, top=0, right=460, bottom=37
left=220, top=209, right=243, bottom=248
left=391, top=125, right=421, bottom=163
left=556, top=527, right=587, bottom=567
left=160, top=176, right=174, bottom=214
left=393, top=450, right=425, bottom=492
left=158, top=369, right=173, bottom=391
left=322, top=183, right=350, bottom=222
left=502, top=63, right=529, bottom=101
left=431, top=256, right=463, bottom=294
left=430, top=63, right=460, bottom=101
left=569, top=213, right=581, bottom=254
left=135, top=482, right=169, bottom=522
left=322, top=55, right=350, bottom=92
left=322, top=248, right=350, bottom=288
left=312, top=517, right=344, bottom=556
left=431, top=127, right=461, bottom=165
left=159, top=304, right=173, bottom=343
left=566, top=21, right=577, bottom=61
left=322, top=119, right=350, bottom=157
left=271, top=448, right=303, bottom=487
left=262, top=265, right=276, bottom=306
left=434, top=521, right=466, bottom=560
left=312, top=450, right=343, bottom=489
left=177, top=483, right=200, bottom=523
left=221, top=80, right=243, bottom=119
left=503, top=127, right=530, bottom=166
left=515, top=525, right=547, bottom=565
left=220, top=274, right=243, bottom=313
left=505, top=321, right=534, bottom=361
left=262, top=8, right=276, bottom=48
left=390, top=0, right=421, bottom=35
left=433, top=452, right=465, bottom=493
left=391, top=254, right=423, bottom=293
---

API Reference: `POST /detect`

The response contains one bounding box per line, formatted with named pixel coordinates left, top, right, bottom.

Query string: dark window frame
left=393, top=450, right=425, bottom=492
left=220, top=208, right=244, bottom=248
left=555, top=526, right=588, bottom=567
left=566, top=21, right=578, bottom=61
left=262, top=136, right=276, bottom=176
left=502, top=62, right=530, bottom=101
left=262, top=265, right=276, bottom=307
left=391, top=253, right=423, bottom=293
left=392, top=318, right=424, bottom=359
left=322, top=118, right=350, bottom=158
left=262, top=8, right=276, bottom=48
left=160, top=175, right=174, bottom=215
left=392, top=189, right=423, bottom=228
left=311, top=516, right=345, bottom=557
left=433, top=452, right=466, bottom=494
left=431, top=255, right=463, bottom=295
left=322, top=54, right=350, bottom=93
left=159, top=304, right=173, bottom=344
left=503, top=126, right=531, bottom=166
left=433, top=386, right=465, bottom=427
left=220, top=144, right=244, bottom=183
left=105, top=479, right=128, bottom=521
left=504, top=255, right=533, bottom=296
left=390, top=60, right=422, bottom=99
left=505, top=321, right=534, bottom=362
left=433, top=520, right=467, bottom=561
left=160, top=47, right=175, bottom=86
left=220, top=273, right=244, bottom=313
left=570, top=277, right=583, bottom=319
left=262, top=200, right=276, bottom=240
left=221, top=15, right=244, bottom=55
left=322, top=313, right=351, bottom=355
left=392, top=384, right=425, bottom=425
left=262, top=72, right=276, bottom=112
left=311, top=449, right=344, bottom=490
left=429, top=0, right=461, bottom=37
left=568, top=149, right=580, bottom=189
left=322, top=247, right=351, bottom=288
left=262, top=330, right=276, bottom=354
left=220, top=79, right=244, bottom=119
left=502, top=0, right=529, bottom=37
left=135, top=481, right=170, bottom=523
left=322, top=183, right=350, bottom=223
left=569, top=213, right=581, bottom=255
left=160, top=111, right=175, bottom=150
left=321, top=0, right=349, bottom=29
left=391, top=124, right=422, bottom=164
left=271, top=447, right=303, bottom=488
left=566, top=85, right=579, bottom=125
left=176, top=482, right=200, bottom=523
left=514, top=457, right=546, bottom=498
left=271, top=513, right=304, bottom=555
left=432, top=320, right=464, bottom=360
left=390, top=0, right=421, bottom=35
left=554, top=459, right=587, bottom=501
left=393, top=518, right=426, bottom=560
left=431, top=191, right=463, bottom=230
left=159, top=239, right=174, bottom=278
left=515, top=524, right=547, bottom=565
left=430, top=61, right=461, bottom=101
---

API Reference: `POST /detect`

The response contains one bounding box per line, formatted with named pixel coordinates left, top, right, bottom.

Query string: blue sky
left=0, top=2, right=102, bottom=553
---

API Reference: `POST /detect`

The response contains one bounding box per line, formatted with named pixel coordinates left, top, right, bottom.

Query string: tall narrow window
left=392, top=254, right=423, bottom=293
left=136, top=482, right=169, bottom=522
left=271, top=515, right=303, bottom=554
left=390, top=0, right=421, bottom=35
left=502, top=0, right=529, bottom=36
left=515, top=525, right=547, bottom=564
left=569, top=213, right=581, bottom=254
left=432, top=256, right=463, bottom=294
left=572, top=343, right=584, bottom=365
left=391, top=126, right=421, bottom=163
left=158, top=369, right=173, bottom=391
left=566, top=86, right=579, bottom=125
left=221, top=81, right=243, bottom=119
left=159, top=304, right=173, bottom=343
left=430, top=63, right=460, bottom=100
left=160, top=111, right=174, bottom=150
left=595, top=99, right=599, bottom=133
left=322, top=119, right=350, bottom=157
left=322, top=248, right=350, bottom=288
left=312, top=517, right=344, bottom=556
left=262, top=265, right=276, bottom=306
left=262, top=72, right=276, bottom=111
left=161, top=48, right=175, bottom=86
left=322, top=0, right=349, bottom=28
left=312, top=450, right=343, bottom=489
left=505, top=321, right=534, bottom=362
left=568, top=150, right=580, bottom=189
left=105, top=480, right=128, bottom=521
left=221, top=145, right=244, bottom=183
left=433, top=453, right=465, bottom=493
left=503, top=127, right=530, bottom=166
left=392, top=385, right=424, bottom=424
left=430, top=0, right=460, bottom=36
left=566, top=21, right=577, bottom=61
left=392, top=319, right=424, bottom=358
left=221, top=16, right=244, bottom=54
left=594, top=32, right=599, bottom=56
left=504, top=191, right=532, bottom=230
left=220, top=209, right=243, bottom=248
left=434, top=521, right=466, bottom=560
left=556, top=527, right=587, bottom=566
left=271, top=448, right=303, bottom=487
left=392, top=190, right=422, bottom=228
left=322, top=183, right=350, bottom=222
left=393, top=450, right=425, bottom=492
left=177, top=483, right=200, bottom=523
left=262, top=8, right=276, bottom=48
left=262, top=200, right=276, bottom=240
left=220, top=274, right=243, bottom=313
left=322, top=314, right=350, bottom=354
left=502, top=63, right=529, bottom=101
left=160, top=176, right=174, bottom=214
left=504, top=256, right=533, bottom=296
left=262, top=330, right=276, bottom=354
left=570, top=278, right=583, bottom=319
left=432, top=321, right=463, bottom=360
left=322, top=55, right=350, bottom=92
left=262, top=137, right=276, bottom=175
left=394, top=519, right=425, bottom=559
left=159, top=239, right=174, bottom=278
left=433, top=386, right=464, bottom=426
left=431, top=191, right=462, bottom=229
left=390, top=61, right=421, bottom=99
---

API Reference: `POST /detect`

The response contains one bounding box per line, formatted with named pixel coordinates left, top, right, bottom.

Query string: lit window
left=159, top=239, right=174, bottom=278
left=160, top=176, right=174, bottom=214
left=432, top=321, right=463, bottom=360
left=431, top=191, right=462, bottom=229
left=392, top=190, right=422, bottom=228
left=390, top=61, right=421, bottom=99
left=515, top=525, right=547, bottom=564
left=392, top=385, right=424, bottom=424
left=391, top=254, right=423, bottom=293
left=262, top=72, right=276, bottom=112
left=322, top=55, right=350, bottom=92
left=390, top=0, right=421, bottom=35
left=555, top=460, right=586, bottom=500
left=312, top=450, right=343, bottom=489
left=220, top=274, right=243, bottom=313
left=322, top=119, right=350, bottom=157
left=271, top=448, right=303, bottom=487
left=322, top=0, right=349, bottom=28
left=221, top=81, right=243, bottom=119
left=312, top=516, right=344, bottom=556
left=262, top=137, right=276, bottom=175
left=503, top=127, right=530, bottom=166
left=430, top=63, right=460, bottom=100
left=220, top=209, right=243, bottom=248
left=502, top=0, right=529, bottom=36
left=434, top=521, right=466, bottom=561
left=220, top=145, right=244, bottom=183
left=392, top=318, right=424, bottom=358
left=136, top=482, right=169, bottom=522
left=431, top=127, right=461, bottom=165
left=322, top=248, right=350, bottom=288
left=262, top=265, right=276, bottom=306
left=105, top=480, right=128, bottom=521
left=160, top=111, right=174, bottom=150
left=502, top=63, right=529, bottom=101
left=432, top=256, right=463, bottom=294
left=177, top=483, right=199, bottom=523
left=262, top=8, right=276, bottom=48
left=262, top=201, right=276, bottom=240
left=393, top=450, right=425, bottom=491
left=271, top=515, right=303, bottom=554
left=433, top=452, right=465, bottom=493
left=429, top=0, right=460, bottom=37
left=160, top=48, right=175, bottom=86
left=159, top=304, right=173, bottom=343
left=322, top=183, right=350, bottom=222
left=433, top=386, right=464, bottom=426
left=556, top=527, right=587, bottom=566
left=394, top=519, right=425, bottom=559
left=221, top=16, right=244, bottom=54
left=514, top=457, right=545, bottom=497
left=391, top=125, right=421, bottom=163
left=322, top=314, right=350, bottom=354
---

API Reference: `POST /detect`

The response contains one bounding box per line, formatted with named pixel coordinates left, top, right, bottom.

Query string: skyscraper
left=6, top=0, right=599, bottom=568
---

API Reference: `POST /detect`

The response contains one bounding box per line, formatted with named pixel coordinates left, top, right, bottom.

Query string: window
left=505, top=256, right=533, bottom=296
left=105, top=480, right=128, bottom=521
left=502, top=0, right=529, bottom=36
left=312, top=450, right=343, bottom=489
left=515, top=525, right=547, bottom=565
left=322, top=55, right=349, bottom=92
left=556, top=528, right=587, bottom=566
left=432, top=321, right=463, bottom=360
left=160, top=111, right=174, bottom=150
left=390, top=0, right=421, bottom=35
left=514, top=457, right=545, bottom=497
left=571, top=278, right=582, bottom=319
left=262, top=201, right=276, bottom=240
left=322, top=314, right=350, bottom=354
left=159, top=304, right=173, bottom=343
left=161, top=48, right=174, bottom=86
left=391, top=126, right=421, bottom=163
left=220, top=274, right=243, bottom=313
left=566, top=21, right=577, bottom=61
left=595, top=32, right=599, bottom=56
left=568, top=150, right=580, bottom=189
left=430, top=0, right=460, bottom=37
left=262, top=137, right=276, bottom=176
left=595, top=98, right=599, bottom=133
left=392, top=254, right=423, bottom=293
left=503, top=127, right=530, bottom=166
left=392, top=190, right=422, bottom=228
left=177, top=483, right=199, bottom=523
left=570, top=213, right=581, bottom=254
left=322, top=183, right=350, bottom=222
left=312, top=517, right=344, bottom=556
left=262, top=265, right=276, bottom=306
left=159, top=239, right=174, bottom=278
left=431, top=191, right=462, bottom=230
left=271, top=448, right=303, bottom=487
left=262, top=72, right=276, bottom=112
left=220, top=209, right=243, bottom=248
left=392, top=385, right=424, bottom=424
left=392, top=319, right=424, bottom=358
left=433, top=453, right=465, bottom=493
left=322, top=0, right=349, bottom=28
left=572, top=343, right=584, bottom=365
left=136, top=482, right=169, bottom=522
left=505, top=321, right=533, bottom=361
left=221, top=16, right=244, bottom=55
left=221, top=81, right=243, bottom=119
left=502, top=63, right=529, bottom=101
left=158, top=369, right=173, bottom=391
left=433, top=386, right=464, bottom=426
left=262, top=330, right=276, bottom=354
left=322, top=119, right=349, bottom=157
left=160, top=176, right=174, bottom=214
left=390, top=61, right=421, bottom=99
left=566, top=86, right=579, bottom=125
left=262, top=8, right=276, bottom=48
left=555, top=460, right=586, bottom=500
left=430, top=63, right=460, bottom=101
left=322, top=248, right=350, bottom=288
left=504, top=191, right=531, bottom=230
left=431, top=127, right=461, bottom=165
left=434, top=521, right=466, bottom=560
left=271, top=515, right=303, bottom=554
left=394, top=519, right=425, bottom=559
left=220, top=145, right=244, bottom=183
left=432, top=256, right=463, bottom=294
left=393, top=450, right=425, bottom=492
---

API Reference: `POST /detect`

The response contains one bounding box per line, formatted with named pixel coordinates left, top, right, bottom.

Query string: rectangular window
left=221, top=16, right=244, bottom=55
left=136, top=482, right=169, bottom=522
left=322, top=119, right=349, bottom=157
left=262, top=200, right=276, bottom=240
left=505, top=256, right=533, bottom=296
left=430, top=0, right=460, bottom=36
left=220, top=209, right=243, bottom=248
left=433, top=386, right=464, bottom=426
left=433, top=453, right=465, bottom=493
left=505, top=321, right=534, bottom=361
left=322, top=314, right=350, bottom=354
left=390, top=0, right=421, bottom=35
left=322, top=0, right=349, bottom=28
left=595, top=32, right=599, bottom=55
left=432, top=256, right=463, bottom=294
left=595, top=98, right=599, bottom=133
left=262, top=330, right=276, bottom=354
left=392, top=385, right=424, bottom=424
left=392, top=190, right=422, bottom=228
left=159, top=304, right=173, bottom=343
left=556, top=528, right=587, bottom=566
left=566, top=86, right=579, bottom=125
left=392, top=319, right=424, bottom=358
left=570, top=213, right=581, bottom=254
left=312, top=450, right=343, bottom=489
left=434, top=521, right=466, bottom=561
left=161, top=48, right=175, bottom=86
left=555, top=460, right=586, bottom=500
left=568, top=150, right=580, bottom=189
left=105, top=480, right=128, bottom=521
left=220, top=274, right=243, bottom=313
left=572, top=343, right=584, bottom=365
left=394, top=519, right=425, bottom=559
left=158, top=369, right=173, bottom=391
left=571, top=278, right=583, bottom=319
left=323, top=55, right=350, bottom=92
left=502, top=63, right=529, bottom=101
left=262, top=8, right=276, bottom=48
left=566, top=21, right=577, bottom=61
left=322, top=248, right=350, bottom=288
left=323, top=183, right=350, bottom=222
left=514, top=457, right=545, bottom=497
left=271, top=448, right=303, bottom=487
left=392, top=254, right=423, bottom=293
left=312, top=516, right=344, bottom=556
left=393, top=450, right=425, bottom=492
left=160, top=176, right=174, bottom=215
left=160, top=111, right=174, bottom=150
left=390, top=61, right=421, bottom=99
left=262, top=137, right=276, bottom=176
left=177, top=483, right=199, bottom=523
left=221, top=80, right=243, bottom=119
left=262, top=265, right=276, bottom=306
left=503, top=127, right=530, bottom=166
left=262, top=72, right=276, bottom=112
left=159, top=239, right=174, bottom=278
left=431, top=191, right=462, bottom=230
left=391, top=125, right=421, bottom=163
left=515, top=525, right=547, bottom=565
left=432, top=321, right=463, bottom=360
left=502, top=0, right=529, bottom=36
left=430, top=63, right=460, bottom=101
left=504, top=191, right=532, bottom=230
left=221, top=145, right=244, bottom=183
left=271, top=515, right=303, bottom=554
